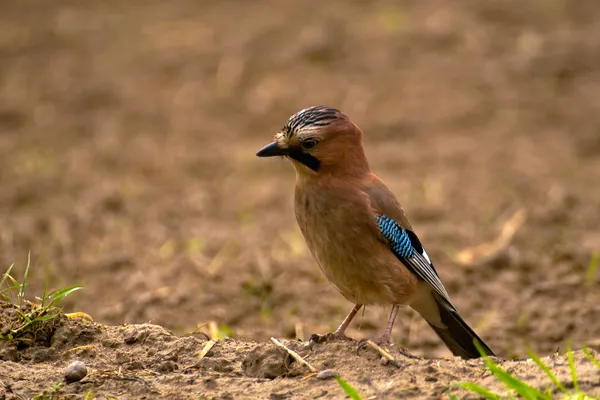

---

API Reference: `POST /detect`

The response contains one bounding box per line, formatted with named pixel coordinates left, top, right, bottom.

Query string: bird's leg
left=333, top=303, right=362, bottom=337
left=310, top=304, right=362, bottom=344
left=362, top=305, right=399, bottom=347
left=380, top=305, right=399, bottom=344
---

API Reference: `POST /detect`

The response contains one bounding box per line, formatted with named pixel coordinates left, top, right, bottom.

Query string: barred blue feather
left=375, top=215, right=413, bottom=258
left=375, top=214, right=451, bottom=302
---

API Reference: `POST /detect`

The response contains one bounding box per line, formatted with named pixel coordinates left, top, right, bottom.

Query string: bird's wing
left=375, top=214, right=451, bottom=301
left=363, top=174, right=452, bottom=303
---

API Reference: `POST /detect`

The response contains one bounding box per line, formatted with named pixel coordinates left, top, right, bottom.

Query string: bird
left=256, top=105, right=495, bottom=359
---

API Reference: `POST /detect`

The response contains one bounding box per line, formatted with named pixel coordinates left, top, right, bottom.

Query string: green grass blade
left=335, top=377, right=363, bottom=400
left=32, top=313, right=60, bottom=323
left=19, top=252, right=31, bottom=302
left=566, top=346, right=579, bottom=393
left=585, top=251, right=599, bottom=285
left=41, top=280, right=50, bottom=308
left=0, top=264, right=15, bottom=289
left=582, top=346, right=600, bottom=370
left=460, top=383, right=503, bottom=400
left=527, top=350, right=567, bottom=393
left=5, top=274, right=22, bottom=292
left=46, top=286, right=83, bottom=308
left=490, top=366, right=551, bottom=399
left=16, top=312, right=32, bottom=324
left=0, top=286, right=17, bottom=297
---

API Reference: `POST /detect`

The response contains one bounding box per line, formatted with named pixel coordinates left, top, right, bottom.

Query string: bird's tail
left=426, top=295, right=495, bottom=359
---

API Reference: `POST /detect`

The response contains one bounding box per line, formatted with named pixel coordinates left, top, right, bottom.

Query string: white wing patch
left=421, top=248, right=431, bottom=264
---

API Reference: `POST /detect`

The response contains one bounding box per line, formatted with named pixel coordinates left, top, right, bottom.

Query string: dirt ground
left=1, top=311, right=600, bottom=399
left=1, top=0, right=600, bottom=398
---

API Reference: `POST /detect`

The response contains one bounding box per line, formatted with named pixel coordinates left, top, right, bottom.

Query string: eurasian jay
left=256, top=106, right=495, bottom=359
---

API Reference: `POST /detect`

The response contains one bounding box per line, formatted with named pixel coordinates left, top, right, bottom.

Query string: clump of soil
left=0, top=315, right=598, bottom=399
left=242, top=344, right=298, bottom=378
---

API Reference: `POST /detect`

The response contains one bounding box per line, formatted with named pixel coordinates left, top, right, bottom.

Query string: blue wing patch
left=375, top=214, right=451, bottom=302
left=375, top=215, right=413, bottom=258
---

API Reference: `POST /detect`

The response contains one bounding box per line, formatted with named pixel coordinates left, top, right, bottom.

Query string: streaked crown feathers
left=282, top=106, right=343, bottom=138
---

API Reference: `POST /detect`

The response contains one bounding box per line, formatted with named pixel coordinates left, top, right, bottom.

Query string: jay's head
left=256, top=106, right=368, bottom=176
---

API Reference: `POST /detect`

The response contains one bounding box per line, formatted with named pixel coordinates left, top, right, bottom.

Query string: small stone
left=269, top=392, right=292, bottom=400
left=316, top=369, right=337, bottom=380
left=65, top=361, right=87, bottom=384
left=380, top=357, right=389, bottom=366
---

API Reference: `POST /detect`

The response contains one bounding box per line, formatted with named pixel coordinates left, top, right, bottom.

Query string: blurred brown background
left=1, top=0, right=599, bottom=358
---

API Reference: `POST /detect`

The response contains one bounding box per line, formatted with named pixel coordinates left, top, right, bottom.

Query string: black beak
left=256, top=141, right=287, bottom=157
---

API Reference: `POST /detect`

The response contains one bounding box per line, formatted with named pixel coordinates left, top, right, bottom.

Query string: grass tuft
left=455, top=342, right=600, bottom=400
left=0, top=255, right=82, bottom=342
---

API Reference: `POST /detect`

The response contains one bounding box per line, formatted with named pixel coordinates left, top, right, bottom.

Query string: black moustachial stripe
left=283, top=106, right=340, bottom=138
left=288, top=149, right=321, bottom=171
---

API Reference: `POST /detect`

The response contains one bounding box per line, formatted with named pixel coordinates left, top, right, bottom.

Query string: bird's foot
left=309, top=331, right=353, bottom=345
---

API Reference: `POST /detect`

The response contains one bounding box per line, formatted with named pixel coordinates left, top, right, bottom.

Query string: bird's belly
left=303, top=225, right=418, bottom=305
left=295, top=186, right=420, bottom=305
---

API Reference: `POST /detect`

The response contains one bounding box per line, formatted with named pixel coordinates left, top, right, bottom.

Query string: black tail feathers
left=428, top=300, right=495, bottom=359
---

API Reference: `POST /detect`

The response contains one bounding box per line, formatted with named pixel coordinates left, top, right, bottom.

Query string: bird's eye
left=301, top=139, right=318, bottom=150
